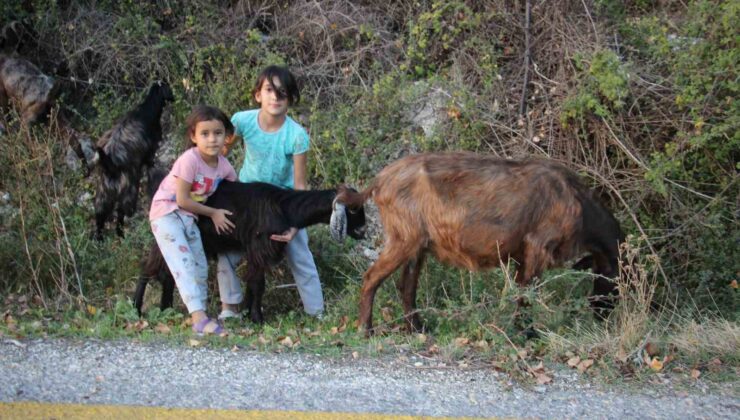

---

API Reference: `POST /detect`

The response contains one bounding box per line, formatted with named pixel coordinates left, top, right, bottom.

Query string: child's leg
left=285, top=229, right=324, bottom=316
left=151, top=212, right=209, bottom=314
left=217, top=252, right=243, bottom=310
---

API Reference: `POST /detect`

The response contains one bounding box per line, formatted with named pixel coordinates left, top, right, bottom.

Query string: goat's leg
left=115, top=173, right=141, bottom=237
left=590, top=252, right=618, bottom=319
left=244, top=266, right=266, bottom=324
left=133, top=276, right=149, bottom=316
left=160, top=272, right=175, bottom=310
left=93, top=188, right=115, bottom=241
left=514, top=236, right=549, bottom=287
left=513, top=238, right=550, bottom=338
left=395, top=251, right=427, bottom=333
left=115, top=206, right=127, bottom=238
left=359, top=245, right=408, bottom=336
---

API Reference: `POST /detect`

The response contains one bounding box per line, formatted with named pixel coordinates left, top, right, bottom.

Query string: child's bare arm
left=175, top=178, right=235, bottom=234
left=293, top=153, right=308, bottom=190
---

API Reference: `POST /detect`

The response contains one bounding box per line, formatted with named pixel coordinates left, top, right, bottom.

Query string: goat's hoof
left=358, top=325, right=375, bottom=338
left=407, top=320, right=425, bottom=334
left=520, top=326, right=539, bottom=340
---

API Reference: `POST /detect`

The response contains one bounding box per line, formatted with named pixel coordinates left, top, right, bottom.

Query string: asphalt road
left=1, top=338, right=738, bottom=419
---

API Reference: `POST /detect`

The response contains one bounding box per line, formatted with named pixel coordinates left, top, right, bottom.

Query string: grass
left=2, top=237, right=737, bottom=387
left=1, top=0, right=737, bottom=391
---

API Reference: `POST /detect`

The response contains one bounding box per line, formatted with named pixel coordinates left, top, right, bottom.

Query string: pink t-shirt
left=149, top=147, right=237, bottom=221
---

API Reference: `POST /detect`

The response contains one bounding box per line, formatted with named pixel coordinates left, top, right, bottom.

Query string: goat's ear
left=0, top=22, right=20, bottom=52
left=335, top=184, right=365, bottom=209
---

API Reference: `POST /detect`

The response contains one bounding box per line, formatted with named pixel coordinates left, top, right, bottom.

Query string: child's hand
left=270, top=227, right=298, bottom=242
left=211, top=209, right=235, bottom=235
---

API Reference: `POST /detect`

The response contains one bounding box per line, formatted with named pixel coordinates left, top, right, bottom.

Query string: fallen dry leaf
left=649, top=357, right=663, bottom=372
left=86, top=305, right=97, bottom=316
left=531, top=361, right=545, bottom=373
left=188, top=339, right=201, bottom=347
left=337, top=315, right=349, bottom=333
left=352, top=351, right=359, bottom=359
left=380, top=307, right=393, bottom=322
left=707, top=358, right=722, bottom=372
left=132, top=320, right=149, bottom=332
left=257, top=335, right=269, bottom=345
left=428, top=344, right=440, bottom=354
left=416, top=333, right=427, bottom=343
left=730, top=280, right=738, bottom=289
left=475, top=340, right=489, bottom=350
left=690, top=369, right=701, bottom=379
left=535, top=373, right=552, bottom=385
left=3, top=312, right=16, bottom=326
left=577, top=359, right=595, bottom=373
left=454, top=337, right=470, bottom=347
left=329, top=326, right=339, bottom=335
left=567, top=356, right=581, bottom=368
left=154, top=323, right=171, bottom=334
left=279, top=336, right=294, bottom=347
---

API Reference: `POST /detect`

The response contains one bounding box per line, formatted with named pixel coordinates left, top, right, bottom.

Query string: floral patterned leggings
left=150, top=210, right=210, bottom=314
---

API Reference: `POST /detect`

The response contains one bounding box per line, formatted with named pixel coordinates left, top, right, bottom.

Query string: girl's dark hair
left=252, top=65, right=300, bottom=106
left=184, top=105, right=234, bottom=148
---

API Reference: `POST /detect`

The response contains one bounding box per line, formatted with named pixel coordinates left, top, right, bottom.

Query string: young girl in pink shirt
left=149, top=105, right=239, bottom=335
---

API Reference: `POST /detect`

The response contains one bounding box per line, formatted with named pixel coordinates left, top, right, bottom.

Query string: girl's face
left=191, top=119, right=226, bottom=163
left=255, top=76, right=288, bottom=117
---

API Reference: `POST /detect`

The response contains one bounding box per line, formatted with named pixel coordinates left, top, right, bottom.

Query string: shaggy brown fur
left=341, top=152, right=624, bottom=334
left=0, top=54, right=57, bottom=125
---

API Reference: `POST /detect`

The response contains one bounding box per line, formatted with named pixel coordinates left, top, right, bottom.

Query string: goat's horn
left=329, top=200, right=347, bottom=242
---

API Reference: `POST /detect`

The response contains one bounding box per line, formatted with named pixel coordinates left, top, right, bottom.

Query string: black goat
left=93, top=81, right=174, bottom=240
left=134, top=181, right=367, bottom=323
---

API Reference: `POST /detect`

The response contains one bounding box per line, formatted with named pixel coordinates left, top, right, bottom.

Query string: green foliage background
left=0, top=0, right=736, bottom=328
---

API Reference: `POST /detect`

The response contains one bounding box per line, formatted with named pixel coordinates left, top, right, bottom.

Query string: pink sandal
left=192, top=318, right=226, bottom=336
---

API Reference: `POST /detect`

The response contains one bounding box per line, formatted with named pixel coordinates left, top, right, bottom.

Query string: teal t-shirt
left=231, top=109, right=310, bottom=189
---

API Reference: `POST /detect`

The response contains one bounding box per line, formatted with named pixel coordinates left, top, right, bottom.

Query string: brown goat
left=0, top=54, right=58, bottom=126
left=341, top=152, right=624, bottom=334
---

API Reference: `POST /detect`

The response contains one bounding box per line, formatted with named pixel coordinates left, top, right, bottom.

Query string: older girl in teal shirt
left=219, top=65, right=324, bottom=319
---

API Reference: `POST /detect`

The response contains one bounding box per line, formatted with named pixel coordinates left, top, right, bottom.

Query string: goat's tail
left=134, top=240, right=174, bottom=316
left=337, top=181, right=376, bottom=209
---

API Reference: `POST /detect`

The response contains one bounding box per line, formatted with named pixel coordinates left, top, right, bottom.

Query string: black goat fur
left=94, top=81, right=174, bottom=240
left=134, top=181, right=366, bottom=323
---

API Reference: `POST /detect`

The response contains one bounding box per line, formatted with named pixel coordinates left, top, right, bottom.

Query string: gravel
left=1, top=338, right=738, bottom=418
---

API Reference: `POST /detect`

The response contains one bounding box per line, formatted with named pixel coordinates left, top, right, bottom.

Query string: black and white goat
left=93, top=81, right=174, bottom=240
left=134, top=181, right=367, bottom=323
